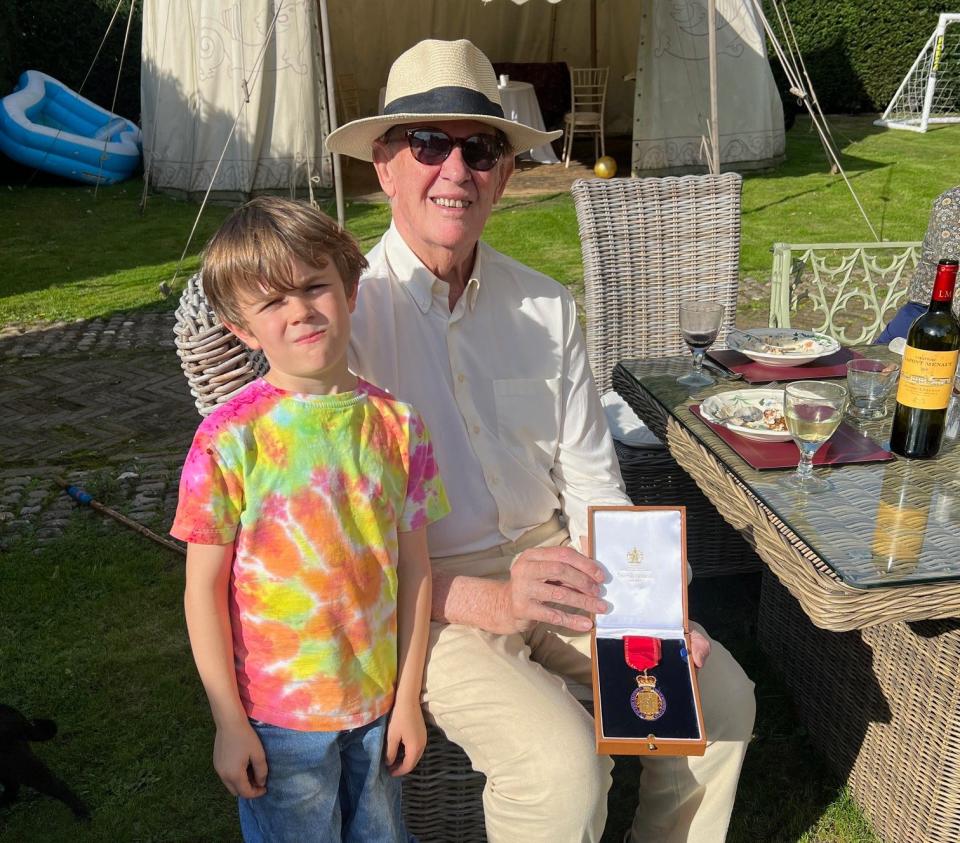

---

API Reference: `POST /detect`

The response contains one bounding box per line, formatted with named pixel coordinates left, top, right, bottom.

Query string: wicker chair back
left=174, top=273, right=266, bottom=417
left=572, top=173, right=742, bottom=395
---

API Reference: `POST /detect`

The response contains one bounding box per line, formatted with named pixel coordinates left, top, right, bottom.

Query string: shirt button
left=472, top=424, right=481, bottom=434
left=490, top=476, right=499, bottom=485
left=457, top=373, right=465, bottom=383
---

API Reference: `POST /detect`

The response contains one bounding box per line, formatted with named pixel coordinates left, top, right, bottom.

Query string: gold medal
left=624, top=636, right=666, bottom=721
left=630, top=673, right=666, bottom=721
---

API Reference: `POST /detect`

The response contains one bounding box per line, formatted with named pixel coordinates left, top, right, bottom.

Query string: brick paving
left=0, top=295, right=768, bottom=555
left=1, top=312, right=193, bottom=551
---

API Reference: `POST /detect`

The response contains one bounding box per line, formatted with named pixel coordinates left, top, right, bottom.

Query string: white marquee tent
left=140, top=0, right=784, bottom=201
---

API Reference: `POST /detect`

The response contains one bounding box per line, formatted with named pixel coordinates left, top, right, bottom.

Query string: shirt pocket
left=492, top=377, right=561, bottom=464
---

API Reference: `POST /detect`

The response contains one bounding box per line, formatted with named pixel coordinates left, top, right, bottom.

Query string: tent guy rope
left=167, top=0, right=288, bottom=291
left=751, top=0, right=880, bottom=241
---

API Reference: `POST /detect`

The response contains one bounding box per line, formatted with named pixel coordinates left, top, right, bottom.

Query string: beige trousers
left=422, top=518, right=756, bottom=843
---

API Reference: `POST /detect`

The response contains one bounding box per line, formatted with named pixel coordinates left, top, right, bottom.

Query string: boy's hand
left=213, top=720, right=268, bottom=798
left=386, top=702, right=427, bottom=777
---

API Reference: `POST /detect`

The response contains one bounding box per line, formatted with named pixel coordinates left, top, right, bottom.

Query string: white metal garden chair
left=561, top=67, right=608, bottom=167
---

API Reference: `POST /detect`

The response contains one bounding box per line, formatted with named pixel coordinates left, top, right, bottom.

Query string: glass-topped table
left=617, top=350, right=960, bottom=589
left=613, top=347, right=960, bottom=843
left=613, top=348, right=960, bottom=631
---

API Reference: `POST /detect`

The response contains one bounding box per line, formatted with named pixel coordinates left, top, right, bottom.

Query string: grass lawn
left=0, top=515, right=238, bottom=842
left=1, top=516, right=881, bottom=843
left=3, top=115, right=959, bottom=328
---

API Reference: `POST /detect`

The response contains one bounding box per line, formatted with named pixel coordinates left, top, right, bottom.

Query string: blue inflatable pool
left=0, top=70, right=141, bottom=185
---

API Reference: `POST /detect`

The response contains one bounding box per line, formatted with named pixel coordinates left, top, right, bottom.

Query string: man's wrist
left=490, top=579, right=521, bottom=635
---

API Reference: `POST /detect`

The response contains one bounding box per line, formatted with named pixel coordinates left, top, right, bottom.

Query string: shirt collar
left=384, top=223, right=484, bottom=313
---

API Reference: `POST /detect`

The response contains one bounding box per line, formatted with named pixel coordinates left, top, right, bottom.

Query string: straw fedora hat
left=325, top=39, right=561, bottom=162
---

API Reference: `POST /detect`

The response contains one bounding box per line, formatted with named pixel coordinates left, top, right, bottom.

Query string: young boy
left=171, top=197, right=448, bottom=842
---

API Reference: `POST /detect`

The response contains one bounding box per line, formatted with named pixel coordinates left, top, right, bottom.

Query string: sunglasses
left=394, top=128, right=506, bottom=171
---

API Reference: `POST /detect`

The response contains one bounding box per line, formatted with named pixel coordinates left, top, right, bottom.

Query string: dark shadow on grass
left=742, top=163, right=888, bottom=218
left=742, top=114, right=887, bottom=184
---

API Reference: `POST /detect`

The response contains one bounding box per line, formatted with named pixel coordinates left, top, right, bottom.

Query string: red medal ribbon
left=623, top=636, right=661, bottom=672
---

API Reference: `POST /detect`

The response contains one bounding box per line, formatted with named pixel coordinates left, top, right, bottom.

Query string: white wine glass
left=783, top=381, right=848, bottom=493
left=677, top=302, right=724, bottom=387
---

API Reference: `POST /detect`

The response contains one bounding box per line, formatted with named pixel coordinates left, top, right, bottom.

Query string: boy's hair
left=201, top=196, right=368, bottom=328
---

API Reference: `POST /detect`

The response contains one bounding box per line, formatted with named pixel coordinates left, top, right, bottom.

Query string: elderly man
left=327, top=39, right=755, bottom=843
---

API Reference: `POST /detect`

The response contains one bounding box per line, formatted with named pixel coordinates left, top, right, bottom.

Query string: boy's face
left=226, top=256, right=357, bottom=394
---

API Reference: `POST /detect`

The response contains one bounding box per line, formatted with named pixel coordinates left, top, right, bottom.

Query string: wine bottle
left=889, top=259, right=960, bottom=458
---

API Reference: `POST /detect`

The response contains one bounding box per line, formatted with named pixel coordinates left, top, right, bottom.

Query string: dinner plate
left=699, top=388, right=793, bottom=442
left=728, top=328, right=840, bottom=367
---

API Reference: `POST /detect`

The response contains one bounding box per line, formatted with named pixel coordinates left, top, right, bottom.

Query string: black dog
left=0, top=703, right=89, bottom=819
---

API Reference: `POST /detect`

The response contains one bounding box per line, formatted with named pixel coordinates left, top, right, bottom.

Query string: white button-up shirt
left=349, top=224, right=629, bottom=558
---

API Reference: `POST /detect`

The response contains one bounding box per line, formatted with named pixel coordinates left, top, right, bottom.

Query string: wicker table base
left=759, top=572, right=960, bottom=843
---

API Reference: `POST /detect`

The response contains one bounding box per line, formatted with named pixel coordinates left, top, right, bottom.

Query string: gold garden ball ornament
left=594, top=156, right=617, bottom=179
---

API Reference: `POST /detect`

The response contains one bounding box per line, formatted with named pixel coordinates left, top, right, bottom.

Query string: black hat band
left=383, top=86, right=505, bottom=120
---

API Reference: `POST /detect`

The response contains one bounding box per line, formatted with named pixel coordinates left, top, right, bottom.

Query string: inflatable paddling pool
left=0, top=70, right=141, bottom=185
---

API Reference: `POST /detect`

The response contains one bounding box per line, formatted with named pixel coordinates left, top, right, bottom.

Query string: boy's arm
left=386, top=526, right=432, bottom=777
left=184, top=542, right=268, bottom=798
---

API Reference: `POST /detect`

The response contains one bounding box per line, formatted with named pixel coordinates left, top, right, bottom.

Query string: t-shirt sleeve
left=170, top=429, right=243, bottom=545
left=398, top=410, right=450, bottom=533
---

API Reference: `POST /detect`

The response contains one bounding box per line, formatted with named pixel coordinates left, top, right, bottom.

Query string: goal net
left=875, top=13, right=960, bottom=132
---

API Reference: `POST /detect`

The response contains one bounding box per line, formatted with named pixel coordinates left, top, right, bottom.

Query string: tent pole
left=547, top=2, right=558, bottom=63
left=317, top=0, right=344, bottom=227
left=589, top=0, right=597, bottom=67
left=707, top=0, right=720, bottom=174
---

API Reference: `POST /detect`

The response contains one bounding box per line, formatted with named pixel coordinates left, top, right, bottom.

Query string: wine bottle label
left=895, top=347, right=960, bottom=410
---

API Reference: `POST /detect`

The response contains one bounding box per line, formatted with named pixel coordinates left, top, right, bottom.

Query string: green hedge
left=766, top=0, right=956, bottom=113
left=1, top=0, right=141, bottom=120
left=0, top=0, right=16, bottom=97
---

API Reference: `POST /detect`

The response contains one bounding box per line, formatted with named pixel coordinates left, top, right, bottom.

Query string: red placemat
left=707, top=347, right=863, bottom=384
left=690, top=404, right=894, bottom=470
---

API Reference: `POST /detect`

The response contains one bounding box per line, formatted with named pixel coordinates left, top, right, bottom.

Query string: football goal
left=875, top=13, right=960, bottom=132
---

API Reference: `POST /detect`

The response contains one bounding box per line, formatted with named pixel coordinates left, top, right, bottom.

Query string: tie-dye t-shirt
left=171, top=378, right=449, bottom=731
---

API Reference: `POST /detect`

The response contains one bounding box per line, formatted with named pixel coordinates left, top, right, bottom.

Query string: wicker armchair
left=572, top=173, right=762, bottom=577
left=173, top=273, right=266, bottom=415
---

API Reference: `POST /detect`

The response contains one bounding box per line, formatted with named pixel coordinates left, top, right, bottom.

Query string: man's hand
left=213, top=719, right=268, bottom=799
left=498, top=544, right=608, bottom=634
left=689, top=629, right=711, bottom=669
left=386, top=702, right=427, bottom=777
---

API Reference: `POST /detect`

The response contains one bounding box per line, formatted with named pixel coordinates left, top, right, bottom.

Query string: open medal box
left=589, top=505, right=706, bottom=756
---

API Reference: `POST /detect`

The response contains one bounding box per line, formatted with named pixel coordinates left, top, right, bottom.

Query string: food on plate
left=728, top=329, right=841, bottom=368
left=762, top=337, right=821, bottom=354
left=700, top=389, right=794, bottom=442
left=762, top=408, right=787, bottom=431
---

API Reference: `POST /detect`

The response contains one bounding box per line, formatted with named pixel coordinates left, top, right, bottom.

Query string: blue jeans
left=238, top=714, right=408, bottom=843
